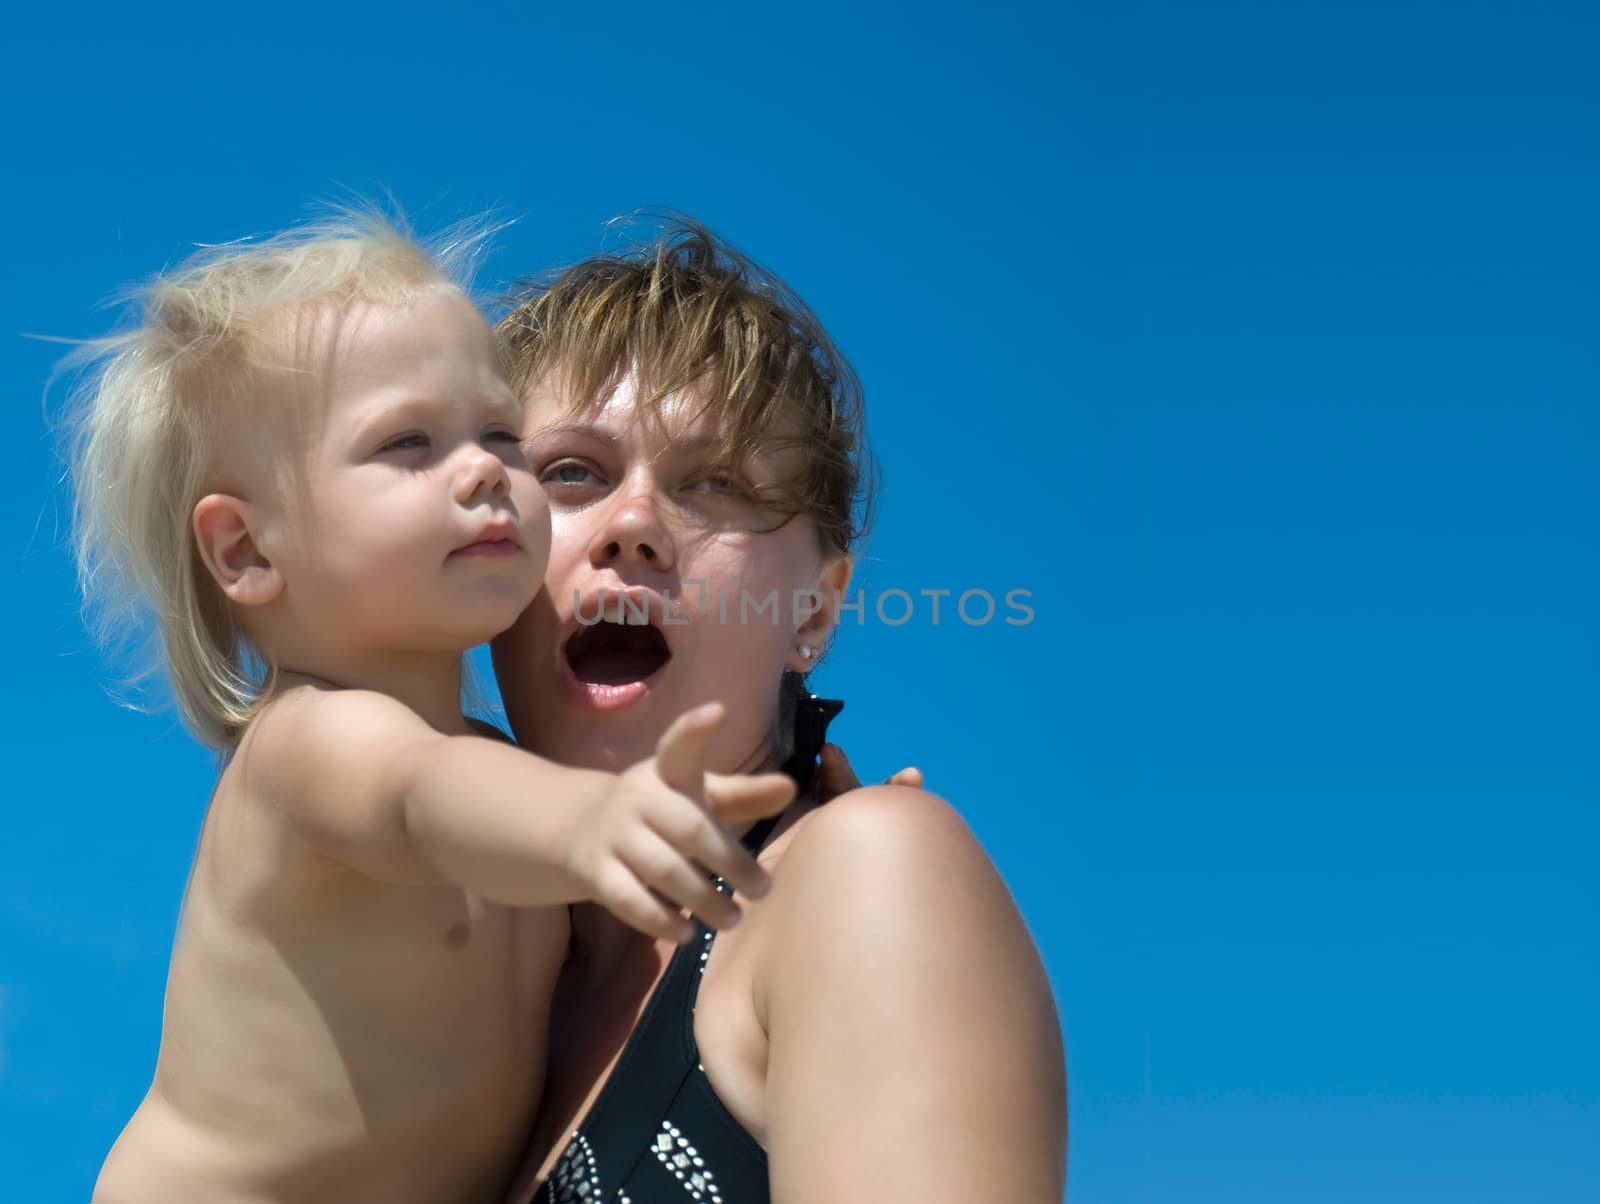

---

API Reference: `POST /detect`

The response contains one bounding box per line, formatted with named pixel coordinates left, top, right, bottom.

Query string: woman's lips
left=558, top=653, right=667, bottom=711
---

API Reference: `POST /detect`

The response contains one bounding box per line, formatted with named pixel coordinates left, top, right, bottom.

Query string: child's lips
left=451, top=538, right=520, bottom=558
left=451, top=522, right=520, bottom=557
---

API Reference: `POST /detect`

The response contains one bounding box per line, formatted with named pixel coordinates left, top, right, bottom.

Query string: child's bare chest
left=142, top=782, right=571, bottom=1200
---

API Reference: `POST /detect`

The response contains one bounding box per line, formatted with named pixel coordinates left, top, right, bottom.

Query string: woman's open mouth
left=560, top=619, right=673, bottom=710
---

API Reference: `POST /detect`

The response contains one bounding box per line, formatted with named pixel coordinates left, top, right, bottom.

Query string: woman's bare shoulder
left=765, top=784, right=989, bottom=885
left=754, top=783, right=1035, bottom=983
left=748, top=790, right=1068, bottom=1201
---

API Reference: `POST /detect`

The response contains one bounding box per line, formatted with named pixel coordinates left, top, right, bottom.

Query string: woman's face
left=492, top=368, right=849, bottom=774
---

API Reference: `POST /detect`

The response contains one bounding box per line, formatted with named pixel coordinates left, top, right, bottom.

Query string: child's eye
left=483, top=427, right=523, bottom=445
left=380, top=433, right=429, bottom=452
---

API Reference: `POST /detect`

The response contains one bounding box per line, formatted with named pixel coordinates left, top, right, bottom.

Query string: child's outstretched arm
left=241, top=687, right=794, bottom=942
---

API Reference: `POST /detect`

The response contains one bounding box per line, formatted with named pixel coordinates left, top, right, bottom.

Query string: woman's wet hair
left=496, top=216, right=877, bottom=558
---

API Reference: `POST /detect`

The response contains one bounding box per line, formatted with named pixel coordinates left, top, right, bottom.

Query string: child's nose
left=454, top=445, right=511, bottom=505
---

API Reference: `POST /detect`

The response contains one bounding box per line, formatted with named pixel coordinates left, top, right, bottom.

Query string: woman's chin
left=538, top=724, right=665, bottom=775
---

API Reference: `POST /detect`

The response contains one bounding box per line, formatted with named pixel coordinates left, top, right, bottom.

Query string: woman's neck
left=566, top=730, right=791, bottom=971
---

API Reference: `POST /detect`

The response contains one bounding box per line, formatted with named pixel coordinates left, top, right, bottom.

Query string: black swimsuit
left=539, top=694, right=844, bottom=1204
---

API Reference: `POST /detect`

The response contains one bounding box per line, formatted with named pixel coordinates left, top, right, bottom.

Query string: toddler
left=71, top=213, right=792, bottom=1203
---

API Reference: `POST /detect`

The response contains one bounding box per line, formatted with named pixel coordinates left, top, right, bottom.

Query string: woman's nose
left=455, top=444, right=512, bottom=505
left=590, top=483, right=675, bottom=571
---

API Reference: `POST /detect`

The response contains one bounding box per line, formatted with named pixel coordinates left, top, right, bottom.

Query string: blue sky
left=3, top=2, right=1596, bottom=1200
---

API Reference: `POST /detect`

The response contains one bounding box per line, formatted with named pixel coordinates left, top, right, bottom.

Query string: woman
left=491, top=222, right=1067, bottom=1202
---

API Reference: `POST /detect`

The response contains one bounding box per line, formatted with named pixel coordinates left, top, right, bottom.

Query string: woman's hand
left=812, top=742, right=924, bottom=800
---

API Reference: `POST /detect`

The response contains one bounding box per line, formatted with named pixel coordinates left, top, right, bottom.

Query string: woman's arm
left=757, top=785, right=1067, bottom=1204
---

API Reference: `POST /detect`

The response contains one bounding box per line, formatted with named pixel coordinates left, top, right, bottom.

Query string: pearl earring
left=799, top=644, right=815, bottom=661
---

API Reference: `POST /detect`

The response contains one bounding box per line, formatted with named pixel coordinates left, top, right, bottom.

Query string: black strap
left=559, top=915, right=708, bottom=1198
left=556, top=692, right=846, bottom=1198
left=743, top=693, right=844, bottom=854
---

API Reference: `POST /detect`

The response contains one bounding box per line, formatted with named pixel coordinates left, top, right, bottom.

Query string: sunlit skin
left=92, top=290, right=798, bottom=1204
left=495, top=370, right=1068, bottom=1204
left=235, top=287, right=552, bottom=723
left=93, top=286, right=561, bottom=1204
left=493, top=370, right=850, bottom=777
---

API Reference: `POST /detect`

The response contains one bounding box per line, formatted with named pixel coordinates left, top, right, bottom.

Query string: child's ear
left=192, top=494, right=283, bottom=606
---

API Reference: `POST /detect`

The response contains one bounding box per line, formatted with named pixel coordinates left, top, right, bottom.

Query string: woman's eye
left=691, top=473, right=753, bottom=498
left=540, top=460, right=600, bottom=487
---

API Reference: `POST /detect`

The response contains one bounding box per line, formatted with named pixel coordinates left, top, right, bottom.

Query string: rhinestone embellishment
left=652, top=1121, right=722, bottom=1203
left=544, top=1131, right=601, bottom=1203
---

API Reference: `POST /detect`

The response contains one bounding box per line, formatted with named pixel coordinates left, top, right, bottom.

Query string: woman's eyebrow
left=526, top=425, right=750, bottom=463
left=529, top=422, right=617, bottom=446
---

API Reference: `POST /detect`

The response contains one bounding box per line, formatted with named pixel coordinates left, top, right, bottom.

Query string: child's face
left=264, top=284, right=550, bottom=657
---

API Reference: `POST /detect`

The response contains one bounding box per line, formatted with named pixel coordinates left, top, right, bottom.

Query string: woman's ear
left=788, top=554, right=853, bottom=671
left=193, top=493, right=284, bottom=607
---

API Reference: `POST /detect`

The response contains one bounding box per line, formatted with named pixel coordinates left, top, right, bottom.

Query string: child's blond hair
left=63, top=207, right=494, bottom=750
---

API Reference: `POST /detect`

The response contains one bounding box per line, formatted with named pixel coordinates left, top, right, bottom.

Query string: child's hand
left=703, top=770, right=800, bottom=828
left=569, top=702, right=795, bottom=944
